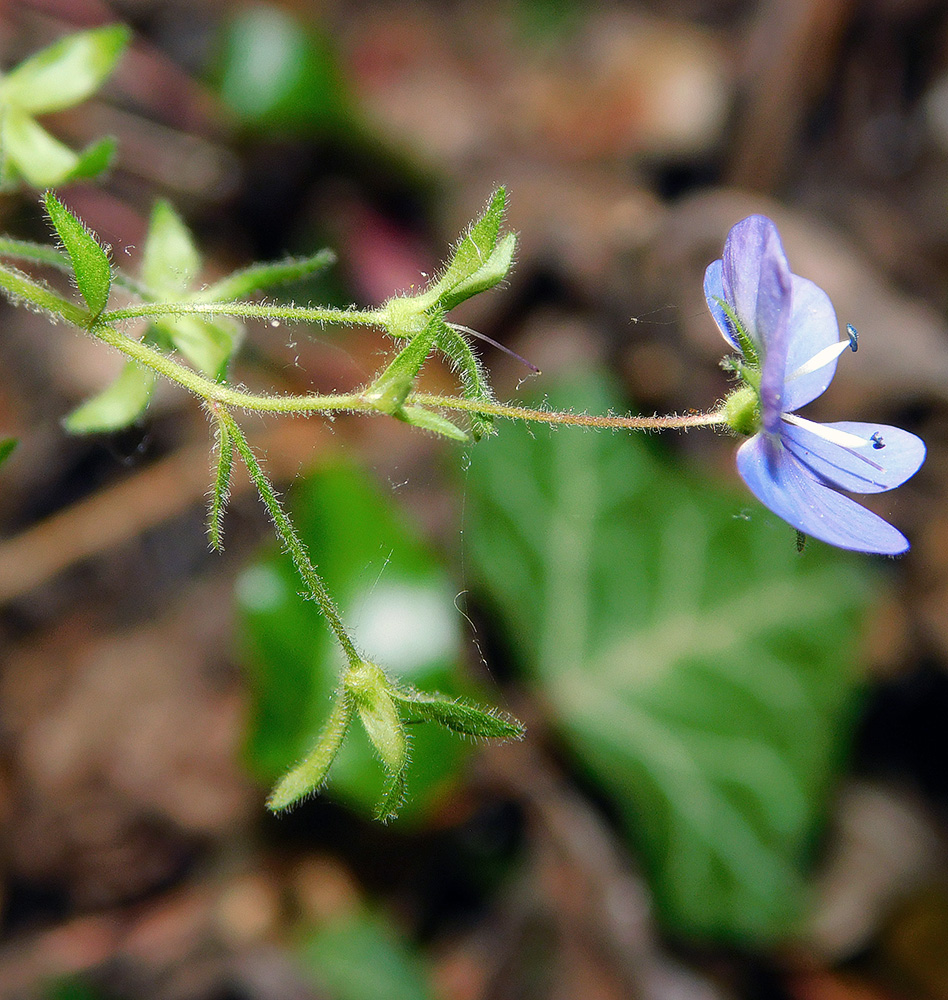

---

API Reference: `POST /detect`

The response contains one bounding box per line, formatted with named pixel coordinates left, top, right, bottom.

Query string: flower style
left=704, top=215, right=925, bottom=555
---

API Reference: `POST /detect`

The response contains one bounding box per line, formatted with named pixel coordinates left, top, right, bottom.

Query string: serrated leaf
left=464, top=373, right=872, bottom=942
left=44, top=191, right=111, bottom=316
left=142, top=200, right=201, bottom=296
left=0, top=438, right=17, bottom=468
left=237, top=460, right=469, bottom=822
left=63, top=361, right=154, bottom=433
left=197, top=249, right=335, bottom=301
left=0, top=25, right=129, bottom=115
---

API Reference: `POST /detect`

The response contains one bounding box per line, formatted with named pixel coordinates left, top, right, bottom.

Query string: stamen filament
left=786, top=339, right=851, bottom=382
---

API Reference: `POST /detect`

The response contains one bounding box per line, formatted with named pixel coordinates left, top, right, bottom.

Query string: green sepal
left=0, top=25, right=130, bottom=115
left=364, top=315, right=443, bottom=414
left=43, top=191, right=112, bottom=316
left=198, top=249, right=336, bottom=301
left=67, top=136, right=118, bottom=181
left=0, top=438, right=17, bottom=469
left=63, top=361, right=154, bottom=433
left=393, top=688, right=524, bottom=740
left=208, top=416, right=234, bottom=551
left=436, top=326, right=495, bottom=441
left=374, top=766, right=408, bottom=824
left=267, top=693, right=353, bottom=812
left=424, top=188, right=515, bottom=312
left=345, top=662, right=407, bottom=774
left=395, top=406, right=468, bottom=442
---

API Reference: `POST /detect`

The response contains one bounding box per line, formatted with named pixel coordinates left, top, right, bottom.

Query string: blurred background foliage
left=0, top=1, right=946, bottom=999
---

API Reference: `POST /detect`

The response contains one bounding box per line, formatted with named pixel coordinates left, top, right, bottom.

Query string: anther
left=871, top=431, right=885, bottom=450
left=846, top=324, right=858, bottom=352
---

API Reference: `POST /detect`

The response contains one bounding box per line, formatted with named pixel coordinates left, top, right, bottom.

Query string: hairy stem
left=102, top=300, right=386, bottom=327
left=218, top=409, right=362, bottom=667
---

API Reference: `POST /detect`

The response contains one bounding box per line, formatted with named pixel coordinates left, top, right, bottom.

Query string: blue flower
left=704, top=215, right=926, bottom=555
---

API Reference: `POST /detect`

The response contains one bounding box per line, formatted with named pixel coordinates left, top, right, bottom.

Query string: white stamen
left=781, top=413, right=884, bottom=471
left=786, top=339, right=851, bottom=381
left=782, top=412, right=872, bottom=448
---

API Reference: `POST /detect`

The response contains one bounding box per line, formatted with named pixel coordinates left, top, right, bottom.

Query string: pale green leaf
left=2, top=113, right=78, bottom=187
left=62, top=361, right=154, bottom=433
left=151, top=315, right=241, bottom=380
left=142, top=200, right=201, bottom=296
left=0, top=25, right=129, bottom=114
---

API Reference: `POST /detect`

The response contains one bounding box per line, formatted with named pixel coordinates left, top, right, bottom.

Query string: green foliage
left=238, top=461, right=472, bottom=822
left=0, top=437, right=17, bottom=468
left=300, top=908, right=436, bottom=1000
left=44, top=191, right=112, bottom=316
left=464, top=374, right=872, bottom=942
left=213, top=6, right=354, bottom=135
left=140, top=199, right=241, bottom=380
left=0, top=26, right=128, bottom=187
left=62, top=361, right=154, bottom=434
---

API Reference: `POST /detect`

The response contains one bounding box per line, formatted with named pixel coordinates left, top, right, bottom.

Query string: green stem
left=218, top=408, right=362, bottom=668
left=0, top=262, right=90, bottom=325
left=411, top=393, right=729, bottom=430
left=102, top=300, right=386, bottom=327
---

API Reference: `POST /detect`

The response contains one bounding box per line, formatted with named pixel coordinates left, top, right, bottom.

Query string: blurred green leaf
left=0, top=25, right=129, bottom=115
left=142, top=199, right=201, bottom=296
left=300, top=908, right=435, bottom=1000
left=198, top=249, right=336, bottom=302
left=63, top=360, right=154, bottom=434
left=213, top=6, right=353, bottom=134
left=2, top=113, right=82, bottom=187
left=237, top=460, right=469, bottom=822
left=464, top=373, right=871, bottom=942
left=44, top=191, right=111, bottom=316
left=0, top=438, right=17, bottom=468
left=139, top=201, right=242, bottom=378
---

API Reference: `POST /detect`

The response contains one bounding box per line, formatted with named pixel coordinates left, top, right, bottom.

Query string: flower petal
left=703, top=259, right=741, bottom=351
left=782, top=275, right=842, bottom=411
left=736, top=434, right=910, bottom=554
left=782, top=420, right=926, bottom=494
left=752, top=224, right=792, bottom=433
